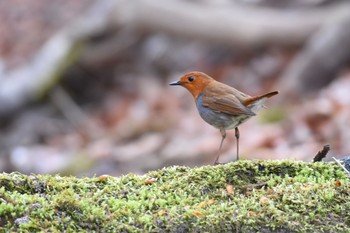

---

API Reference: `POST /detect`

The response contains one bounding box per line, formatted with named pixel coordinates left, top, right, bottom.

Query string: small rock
left=14, top=215, right=30, bottom=226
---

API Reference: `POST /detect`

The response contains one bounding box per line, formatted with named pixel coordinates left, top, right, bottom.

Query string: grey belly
left=196, top=95, right=250, bottom=130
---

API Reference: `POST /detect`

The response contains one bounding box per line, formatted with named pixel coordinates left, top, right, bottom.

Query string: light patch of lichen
left=0, top=160, right=349, bottom=232
left=258, top=107, right=286, bottom=123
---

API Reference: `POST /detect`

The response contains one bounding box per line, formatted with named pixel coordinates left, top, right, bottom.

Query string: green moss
left=0, top=160, right=349, bottom=232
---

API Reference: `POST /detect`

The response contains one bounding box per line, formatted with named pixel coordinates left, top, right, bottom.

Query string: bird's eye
left=188, top=76, right=195, bottom=82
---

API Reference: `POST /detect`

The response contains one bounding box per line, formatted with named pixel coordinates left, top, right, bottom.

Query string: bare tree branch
left=277, top=16, right=350, bottom=97
left=0, top=0, right=115, bottom=118
left=111, top=0, right=350, bottom=48
left=1, top=0, right=350, bottom=117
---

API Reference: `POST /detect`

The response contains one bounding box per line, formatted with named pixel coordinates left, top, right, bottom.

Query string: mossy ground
left=0, top=160, right=349, bottom=232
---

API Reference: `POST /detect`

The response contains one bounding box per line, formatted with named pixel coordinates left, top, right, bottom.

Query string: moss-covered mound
left=0, top=160, right=349, bottom=232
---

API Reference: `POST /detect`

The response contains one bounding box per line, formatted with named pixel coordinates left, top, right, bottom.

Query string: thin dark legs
left=214, top=128, right=226, bottom=165
left=235, top=127, right=240, bottom=161
left=214, top=127, right=240, bottom=165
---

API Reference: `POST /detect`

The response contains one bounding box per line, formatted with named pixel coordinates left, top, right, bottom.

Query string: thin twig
left=332, top=157, right=350, bottom=176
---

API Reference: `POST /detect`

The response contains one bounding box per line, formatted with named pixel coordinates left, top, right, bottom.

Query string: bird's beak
left=169, top=81, right=186, bottom=86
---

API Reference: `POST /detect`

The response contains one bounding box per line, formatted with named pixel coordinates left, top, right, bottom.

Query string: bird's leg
left=214, top=128, right=226, bottom=165
left=235, top=127, right=240, bottom=161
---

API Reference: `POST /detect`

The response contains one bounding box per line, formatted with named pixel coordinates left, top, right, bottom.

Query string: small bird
left=170, top=71, right=278, bottom=164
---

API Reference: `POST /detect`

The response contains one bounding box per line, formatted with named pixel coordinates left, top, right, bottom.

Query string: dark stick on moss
left=313, top=144, right=330, bottom=162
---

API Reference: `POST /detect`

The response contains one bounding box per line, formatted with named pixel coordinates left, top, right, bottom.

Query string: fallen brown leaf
left=193, top=210, right=205, bottom=217
left=260, top=196, right=269, bottom=204
left=144, top=177, right=157, bottom=185
left=226, top=184, right=234, bottom=195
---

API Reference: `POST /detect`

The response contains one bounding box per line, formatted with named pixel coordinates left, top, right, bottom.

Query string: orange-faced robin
left=170, top=71, right=278, bottom=164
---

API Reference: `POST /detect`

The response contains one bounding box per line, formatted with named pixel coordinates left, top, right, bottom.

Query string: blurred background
left=1, top=0, right=350, bottom=176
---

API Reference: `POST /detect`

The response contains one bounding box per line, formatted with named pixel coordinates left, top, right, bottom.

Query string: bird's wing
left=201, top=83, right=255, bottom=116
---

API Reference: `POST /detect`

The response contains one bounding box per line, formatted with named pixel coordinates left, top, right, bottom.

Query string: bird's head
left=170, top=72, right=213, bottom=99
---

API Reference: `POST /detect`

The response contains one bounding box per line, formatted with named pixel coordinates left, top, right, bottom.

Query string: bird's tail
left=244, top=91, right=279, bottom=106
